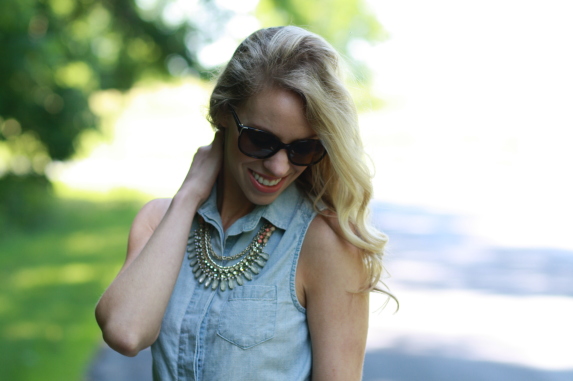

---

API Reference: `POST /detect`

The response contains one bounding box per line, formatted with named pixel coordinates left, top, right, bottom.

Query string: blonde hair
left=208, top=26, right=391, bottom=296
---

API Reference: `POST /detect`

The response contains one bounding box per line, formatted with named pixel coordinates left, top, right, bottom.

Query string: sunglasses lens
left=238, top=126, right=326, bottom=166
left=289, top=140, right=326, bottom=165
left=239, top=129, right=280, bottom=158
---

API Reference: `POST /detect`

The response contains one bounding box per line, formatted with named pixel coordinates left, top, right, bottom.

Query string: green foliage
left=0, top=0, right=208, bottom=170
left=257, top=0, right=386, bottom=79
left=0, top=194, right=143, bottom=381
left=0, top=173, right=54, bottom=232
left=258, top=0, right=386, bottom=49
left=0, top=0, right=228, bottom=230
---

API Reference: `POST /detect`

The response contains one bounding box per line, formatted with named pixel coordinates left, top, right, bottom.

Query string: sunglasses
left=230, top=107, right=327, bottom=166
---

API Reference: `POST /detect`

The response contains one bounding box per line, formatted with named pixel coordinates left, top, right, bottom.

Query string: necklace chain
left=187, top=217, right=276, bottom=292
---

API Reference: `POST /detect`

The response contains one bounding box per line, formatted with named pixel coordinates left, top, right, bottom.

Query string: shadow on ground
left=363, top=348, right=573, bottom=381
left=371, top=202, right=573, bottom=297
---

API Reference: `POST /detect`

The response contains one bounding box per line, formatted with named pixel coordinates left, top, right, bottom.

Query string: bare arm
left=95, top=132, right=223, bottom=356
left=298, top=214, right=369, bottom=380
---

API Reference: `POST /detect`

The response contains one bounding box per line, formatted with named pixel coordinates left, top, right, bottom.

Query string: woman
left=96, top=26, right=391, bottom=380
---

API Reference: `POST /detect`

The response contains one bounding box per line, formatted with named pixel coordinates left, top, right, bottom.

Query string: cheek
left=224, top=133, right=256, bottom=172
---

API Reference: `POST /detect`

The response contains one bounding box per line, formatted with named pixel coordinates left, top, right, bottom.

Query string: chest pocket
left=217, top=285, right=277, bottom=349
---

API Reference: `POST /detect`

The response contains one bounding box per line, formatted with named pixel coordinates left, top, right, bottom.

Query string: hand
left=178, top=130, right=224, bottom=204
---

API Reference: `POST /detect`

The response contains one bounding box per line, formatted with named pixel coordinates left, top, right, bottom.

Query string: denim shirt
left=151, top=183, right=317, bottom=380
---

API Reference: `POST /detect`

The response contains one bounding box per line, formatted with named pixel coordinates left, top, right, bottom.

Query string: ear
left=217, top=111, right=234, bottom=130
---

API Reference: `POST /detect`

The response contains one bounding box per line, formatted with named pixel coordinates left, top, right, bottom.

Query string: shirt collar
left=197, top=182, right=305, bottom=235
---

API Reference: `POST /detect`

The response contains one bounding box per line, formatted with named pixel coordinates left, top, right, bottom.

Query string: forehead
left=241, top=88, right=315, bottom=140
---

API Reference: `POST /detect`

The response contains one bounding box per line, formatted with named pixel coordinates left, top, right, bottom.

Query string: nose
left=262, top=149, right=290, bottom=177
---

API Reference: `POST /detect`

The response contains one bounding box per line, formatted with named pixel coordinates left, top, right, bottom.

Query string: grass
left=0, top=189, right=148, bottom=381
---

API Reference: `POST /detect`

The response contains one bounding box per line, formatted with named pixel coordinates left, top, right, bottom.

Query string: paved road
left=87, top=202, right=573, bottom=380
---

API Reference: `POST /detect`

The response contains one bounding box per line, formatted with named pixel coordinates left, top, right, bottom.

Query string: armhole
left=289, top=206, right=317, bottom=313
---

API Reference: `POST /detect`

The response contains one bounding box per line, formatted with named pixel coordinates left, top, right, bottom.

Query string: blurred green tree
left=0, top=0, right=213, bottom=176
left=257, top=0, right=387, bottom=94
left=257, top=0, right=386, bottom=61
left=0, top=0, right=225, bottom=228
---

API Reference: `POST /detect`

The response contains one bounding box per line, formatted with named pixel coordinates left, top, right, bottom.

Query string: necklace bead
left=188, top=217, right=275, bottom=291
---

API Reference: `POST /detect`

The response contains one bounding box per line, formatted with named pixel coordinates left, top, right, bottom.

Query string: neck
left=216, top=171, right=255, bottom=231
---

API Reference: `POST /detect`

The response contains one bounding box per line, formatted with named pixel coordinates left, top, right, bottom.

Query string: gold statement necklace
left=188, top=217, right=276, bottom=291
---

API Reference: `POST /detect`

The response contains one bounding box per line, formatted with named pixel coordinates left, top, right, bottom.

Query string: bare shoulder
left=132, top=198, right=172, bottom=232
left=299, top=212, right=367, bottom=296
left=124, top=198, right=172, bottom=266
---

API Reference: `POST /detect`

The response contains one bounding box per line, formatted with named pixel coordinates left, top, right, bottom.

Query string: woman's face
left=220, top=87, right=315, bottom=208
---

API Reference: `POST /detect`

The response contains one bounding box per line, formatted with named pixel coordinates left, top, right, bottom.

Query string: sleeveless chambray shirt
left=151, top=183, right=317, bottom=380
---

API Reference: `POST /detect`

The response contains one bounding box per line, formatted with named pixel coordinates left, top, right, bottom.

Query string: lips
left=252, top=171, right=281, bottom=186
left=248, top=170, right=286, bottom=193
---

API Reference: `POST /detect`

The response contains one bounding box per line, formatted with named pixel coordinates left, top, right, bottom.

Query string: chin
left=244, top=190, right=282, bottom=206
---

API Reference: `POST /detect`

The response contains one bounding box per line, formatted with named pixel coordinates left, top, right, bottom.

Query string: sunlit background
left=1, top=0, right=572, bottom=380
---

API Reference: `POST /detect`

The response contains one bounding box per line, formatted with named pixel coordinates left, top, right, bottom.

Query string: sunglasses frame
left=229, top=107, right=326, bottom=166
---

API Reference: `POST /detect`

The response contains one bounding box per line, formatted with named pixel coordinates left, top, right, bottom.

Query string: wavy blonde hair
left=208, top=26, right=391, bottom=296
